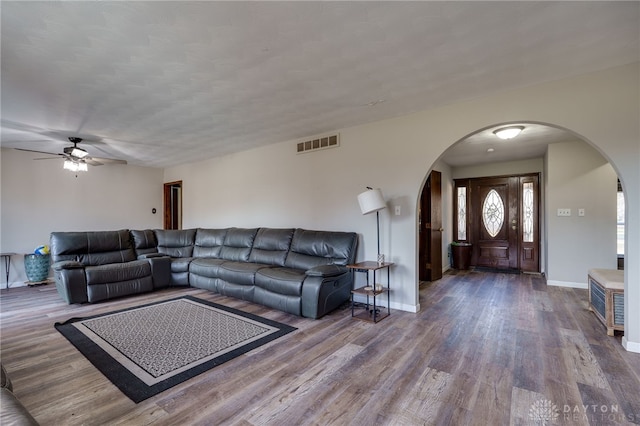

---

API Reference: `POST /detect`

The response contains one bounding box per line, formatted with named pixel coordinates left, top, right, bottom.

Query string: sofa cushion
left=194, top=228, right=228, bottom=258
left=169, top=257, right=193, bottom=273
left=50, top=229, right=136, bottom=265
left=219, top=228, right=258, bottom=262
left=156, top=229, right=196, bottom=258
left=84, top=260, right=152, bottom=285
left=284, top=229, right=358, bottom=270
left=189, top=258, right=226, bottom=278
left=249, top=228, right=295, bottom=267
left=255, top=267, right=305, bottom=296
left=131, top=229, right=158, bottom=257
left=217, top=261, right=269, bottom=286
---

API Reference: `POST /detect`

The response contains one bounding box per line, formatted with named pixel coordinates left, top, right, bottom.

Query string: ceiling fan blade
left=84, top=158, right=104, bottom=166
left=89, top=156, right=127, bottom=165
left=15, top=148, right=62, bottom=156
left=34, top=157, right=64, bottom=161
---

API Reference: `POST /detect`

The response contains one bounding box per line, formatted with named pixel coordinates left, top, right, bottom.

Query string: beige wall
left=546, top=140, right=618, bottom=285
left=0, top=149, right=163, bottom=284
left=166, top=63, right=640, bottom=350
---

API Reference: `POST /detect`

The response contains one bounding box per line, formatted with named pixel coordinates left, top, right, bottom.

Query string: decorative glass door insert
left=482, top=189, right=504, bottom=238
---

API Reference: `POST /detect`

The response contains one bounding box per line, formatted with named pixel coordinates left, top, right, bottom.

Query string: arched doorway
left=418, top=122, right=622, bottom=283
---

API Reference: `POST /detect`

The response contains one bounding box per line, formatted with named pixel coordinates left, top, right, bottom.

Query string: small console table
left=347, top=261, right=393, bottom=323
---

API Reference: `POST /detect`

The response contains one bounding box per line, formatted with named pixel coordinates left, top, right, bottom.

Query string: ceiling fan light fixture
left=63, top=159, right=88, bottom=172
left=70, top=147, right=89, bottom=158
left=493, top=126, right=524, bottom=140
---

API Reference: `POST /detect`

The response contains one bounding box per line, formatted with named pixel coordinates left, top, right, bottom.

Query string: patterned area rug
left=55, top=295, right=296, bottom=402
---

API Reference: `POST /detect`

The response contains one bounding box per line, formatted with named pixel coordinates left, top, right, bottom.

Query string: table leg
left=3, top=255, right=11, bottom=290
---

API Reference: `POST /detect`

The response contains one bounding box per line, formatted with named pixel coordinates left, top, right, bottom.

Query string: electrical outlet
left=395, top=205, right=401, bottom=216
left=557, top=208, right=571, bottom=217
left=578, top=208, right=585, bottom=217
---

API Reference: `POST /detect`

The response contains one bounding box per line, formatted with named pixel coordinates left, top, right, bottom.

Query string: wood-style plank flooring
left=1, top=271, right=639, bottom=425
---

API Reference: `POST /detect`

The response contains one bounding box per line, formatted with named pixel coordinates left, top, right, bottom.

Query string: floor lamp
left=357, top=187, right=387, bottom=264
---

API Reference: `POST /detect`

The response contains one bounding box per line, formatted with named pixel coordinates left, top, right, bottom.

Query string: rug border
left=54, top=295, right=296, bottom=403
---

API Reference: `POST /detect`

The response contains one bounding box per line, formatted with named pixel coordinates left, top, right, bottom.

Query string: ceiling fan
left=16, top=137, right=127, bottom=171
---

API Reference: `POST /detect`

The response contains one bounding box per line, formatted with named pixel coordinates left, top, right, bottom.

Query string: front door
left=454, top=174, right=539, bottom=272
left=472, top=176, right=518, bottom=270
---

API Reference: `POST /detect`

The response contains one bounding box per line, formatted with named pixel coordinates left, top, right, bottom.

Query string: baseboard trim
left=622, top=336, right=640, bottom=353
left=547, top=280, right=588, bottom=289
left=4, top=281, right=28, bottom=289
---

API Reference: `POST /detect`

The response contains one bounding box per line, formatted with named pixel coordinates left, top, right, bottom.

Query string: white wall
left=165, top=63, right=639, bottom=350
left=546, top=140, right=618, bottom=286
left=0, top=149, right=163, bottom=286
left=452, top=158, right=544, bottom=180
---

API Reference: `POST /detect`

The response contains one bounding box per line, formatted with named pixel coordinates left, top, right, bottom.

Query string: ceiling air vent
left=296, top=133, right=339, bottom=154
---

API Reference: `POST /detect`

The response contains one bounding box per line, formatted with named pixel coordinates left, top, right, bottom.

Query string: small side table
left=347, top=261, right=393, bottom=323
left=1, top=253, right=16, bottom=290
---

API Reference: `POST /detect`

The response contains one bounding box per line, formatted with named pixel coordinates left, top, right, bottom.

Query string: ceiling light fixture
left=493, top=126, right=524, bottom=140
left=70, top=147, right=89, bottom=158
left=63, top=159, right=88, bottom=172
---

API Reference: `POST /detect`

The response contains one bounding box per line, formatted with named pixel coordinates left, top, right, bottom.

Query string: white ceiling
left=1, top=2, right=638, bottom=168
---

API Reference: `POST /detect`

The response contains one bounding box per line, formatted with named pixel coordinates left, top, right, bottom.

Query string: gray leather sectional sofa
left=1, top=364, right=39, bottom=425
left=50, top=227, right=358, bottom=319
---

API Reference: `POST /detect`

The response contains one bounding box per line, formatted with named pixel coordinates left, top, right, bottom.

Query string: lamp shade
left=358, top=188, right=386, bottom=215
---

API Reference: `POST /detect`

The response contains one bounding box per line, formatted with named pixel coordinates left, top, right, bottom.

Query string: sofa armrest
left=305, top=264, right=348, bottom=278
left=1, top=388, right=39, bottom=426
left=53, top=266, right=88, bottom=304
left=301, top=271, right=351, bottom=319
left=137, top=253, right=167, bottom=259
left=52, top=260, right=84, bottom=270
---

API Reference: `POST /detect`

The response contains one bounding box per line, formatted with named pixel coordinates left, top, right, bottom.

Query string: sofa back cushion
left=194, top=228, right=228, bottom=257
left=130, top=229, right=158, bottom=257
left=220, top=228, right=259, bottom=262
left=249, top=228, right=295, bottom=266
left=284, top=229, right=358, bottom=270
left=155, top=229, right=196, bottom=258
left=50, top=230, right=137, bottom=266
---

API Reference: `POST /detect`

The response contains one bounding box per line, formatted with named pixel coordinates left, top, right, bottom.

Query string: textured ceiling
left=1, top=2, right=638, bottom=168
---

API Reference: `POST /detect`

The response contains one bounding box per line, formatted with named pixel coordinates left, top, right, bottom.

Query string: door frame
left=453, top=173, right=540, bottom=272
left=163, top=181, right=182, bottom=230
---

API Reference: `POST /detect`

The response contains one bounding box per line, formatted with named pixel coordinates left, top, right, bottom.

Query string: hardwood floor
left=1, top=271, right=639, bottom=425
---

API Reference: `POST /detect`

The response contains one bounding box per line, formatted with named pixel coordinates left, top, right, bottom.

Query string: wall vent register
left=296, top=133, right=339, bottom=154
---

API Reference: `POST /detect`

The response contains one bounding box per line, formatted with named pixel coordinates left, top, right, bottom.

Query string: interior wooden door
left=419, top=170, right=442, bottom=281
left=163, top=181, right=182, bottom=230
left=470, top=176, right=519, bottom=270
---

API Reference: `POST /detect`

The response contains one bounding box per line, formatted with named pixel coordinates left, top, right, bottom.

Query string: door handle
left=512, top=225, right=517, bottom=230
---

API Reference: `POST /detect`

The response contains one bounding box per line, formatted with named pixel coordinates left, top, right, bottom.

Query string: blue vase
left=24, top=254, right=50, bottom=282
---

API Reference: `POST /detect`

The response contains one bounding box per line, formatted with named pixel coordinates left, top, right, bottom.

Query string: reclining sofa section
left=51, top=227, right=358, bottom=319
